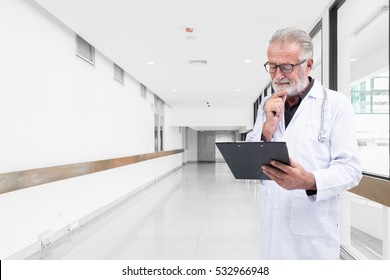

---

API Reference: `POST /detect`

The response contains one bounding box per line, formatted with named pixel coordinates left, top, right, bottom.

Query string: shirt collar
left=299, top=76, right=314, bottom=100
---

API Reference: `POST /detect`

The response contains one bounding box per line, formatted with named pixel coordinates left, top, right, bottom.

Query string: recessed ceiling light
left=171, top=89, right=177, bottom=92
left=350, top=58, right=358, bottom=62
left=235, top=89, right=241, bottom=92
left=243, top=59, right=252, bottom=63
left=185, top=35, right=198, bottom=40
left=147, top=61, right=155, bottom=65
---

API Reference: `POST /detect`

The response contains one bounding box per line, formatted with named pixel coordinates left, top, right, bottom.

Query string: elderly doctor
left=247, top=27, right=362, bottom=259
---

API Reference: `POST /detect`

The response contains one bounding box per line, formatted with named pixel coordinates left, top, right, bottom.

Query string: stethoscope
left=268, top=86, right=328, bottom=143
left=317, top=87, right=327, bottom=143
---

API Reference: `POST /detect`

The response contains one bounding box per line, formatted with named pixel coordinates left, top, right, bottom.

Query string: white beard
left=272, top=69, right=308, bottom=96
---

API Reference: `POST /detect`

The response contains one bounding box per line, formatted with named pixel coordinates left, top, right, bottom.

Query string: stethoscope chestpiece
left=318, top=132, right=327, bottom=143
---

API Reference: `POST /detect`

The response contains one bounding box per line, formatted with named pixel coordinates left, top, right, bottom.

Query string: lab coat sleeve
left=246, top=113, right=263, bottom=142
left=312, top=96, right=362, bottom=202
left=246, top=97, right=269, bottom=142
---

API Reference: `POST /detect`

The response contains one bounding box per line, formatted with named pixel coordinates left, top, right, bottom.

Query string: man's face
left=267, top=42, right=312, bottom=96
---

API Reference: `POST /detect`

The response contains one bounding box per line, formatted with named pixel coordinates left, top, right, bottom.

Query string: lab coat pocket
left=298, top=120, right=330, bottom=164
left=289, top=190, right=330, bottom=236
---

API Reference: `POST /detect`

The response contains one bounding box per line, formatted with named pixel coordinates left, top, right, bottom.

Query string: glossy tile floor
left=28, top=163, right=260, bottom=260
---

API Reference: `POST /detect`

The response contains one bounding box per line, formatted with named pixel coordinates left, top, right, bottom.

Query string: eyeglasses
left=263, top=60, right=307, bottom=74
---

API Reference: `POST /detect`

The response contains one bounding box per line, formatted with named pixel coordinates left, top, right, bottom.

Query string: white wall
left=0, top=0, right=156, bottom=172
left=0, top=0, right=182, bottom=259
left=186, top=128, right=198, bottom=162
left=166, top=107, right=253, bottom=129
left=164, top=106, right=184, bottom=150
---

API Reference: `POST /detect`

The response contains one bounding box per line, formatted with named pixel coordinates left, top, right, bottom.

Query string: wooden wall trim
left=0, top=149, right=184, bottom=195
left=3, top=152, right=388, bottom=208
left=349, top=175, right=390, bottom=207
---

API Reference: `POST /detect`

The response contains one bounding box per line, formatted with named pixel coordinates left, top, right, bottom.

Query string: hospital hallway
left=27, top=163, right=260, bottom=260
left=2, top=0, right=389, bottom=265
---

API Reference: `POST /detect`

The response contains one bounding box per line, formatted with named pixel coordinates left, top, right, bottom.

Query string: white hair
left=269, top=27, right=313, bottom=59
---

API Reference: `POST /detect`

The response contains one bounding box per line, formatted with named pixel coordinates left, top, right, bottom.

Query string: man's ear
left=306, top=57, right=314, bottom=71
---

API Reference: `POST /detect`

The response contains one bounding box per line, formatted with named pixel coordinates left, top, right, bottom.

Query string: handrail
left=362, top=171, right=390, bottom=181
left=0, top=149, right=184, bottom=195
left=349, top=174, right=390, bottom=207
left=2, top=151, right=388, bottom=207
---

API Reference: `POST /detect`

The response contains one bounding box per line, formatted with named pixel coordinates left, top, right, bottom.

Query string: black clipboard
left=216, top=141, right=290, bottom=180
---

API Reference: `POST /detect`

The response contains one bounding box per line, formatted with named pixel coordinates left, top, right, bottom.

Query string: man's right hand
left=262, top=90, right=288, bottom=141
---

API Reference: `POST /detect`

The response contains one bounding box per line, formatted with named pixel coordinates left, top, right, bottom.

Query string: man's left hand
left=262, top=159, right=316, bottom=191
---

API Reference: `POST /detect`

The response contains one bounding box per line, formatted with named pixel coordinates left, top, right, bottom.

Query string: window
left=336, top=0, right=389, bottom=260
left=351, top=74, right=389, bottom=176
left=113, top=63, right=124, bottom=84
left=154, top=114, right=159, bottom=152
left=338, top=0, right=389, bottom=177
left=309, top=20, right=323, bottom=83
left=253, top=99, right=259, bottom=124
left=351, top=75, right=389, bottom=114
left=76, top=35, right=95, bottom=65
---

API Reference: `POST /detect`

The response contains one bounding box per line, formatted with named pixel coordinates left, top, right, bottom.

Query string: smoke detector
left=185, top=27, right=194, bottom=32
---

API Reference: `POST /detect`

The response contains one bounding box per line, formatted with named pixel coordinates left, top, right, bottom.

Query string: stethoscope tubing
left=318, top=87, right=327, bottom=143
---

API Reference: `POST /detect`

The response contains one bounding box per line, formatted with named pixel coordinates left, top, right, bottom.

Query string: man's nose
left=273, top=66, right=285, bottom=80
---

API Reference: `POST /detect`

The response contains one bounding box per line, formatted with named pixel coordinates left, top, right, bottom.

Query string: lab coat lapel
left=283, top=80, right=323, bottom=139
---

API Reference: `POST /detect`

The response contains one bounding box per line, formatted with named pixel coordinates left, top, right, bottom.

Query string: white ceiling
left=33, top=0, right=330, bottom=111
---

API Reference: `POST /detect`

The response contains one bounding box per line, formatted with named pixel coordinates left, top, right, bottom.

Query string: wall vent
left=76, top=35, right=95, bottom=65
left=140, top=84, right=147, bottom=99
left=113, top=63, right=124, bottom=84
left=188, top=60, right=208, bottom=65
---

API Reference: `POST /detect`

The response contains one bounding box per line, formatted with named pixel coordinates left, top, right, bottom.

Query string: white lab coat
left=247, top=79, right=362, bottom=259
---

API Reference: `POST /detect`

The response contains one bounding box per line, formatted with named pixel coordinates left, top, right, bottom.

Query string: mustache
left=273, top=78, right=290, bottom=84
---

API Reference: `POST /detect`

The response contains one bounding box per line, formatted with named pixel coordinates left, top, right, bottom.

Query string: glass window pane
left=338, top=0, right=389, bottom=260
left=339, top=0, right=389, bottom=178
left=311, top=29, right=322, bottom=83
left=154, top=114, right=159, bottom=152
left=160, top=116, right=164, bottom=151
